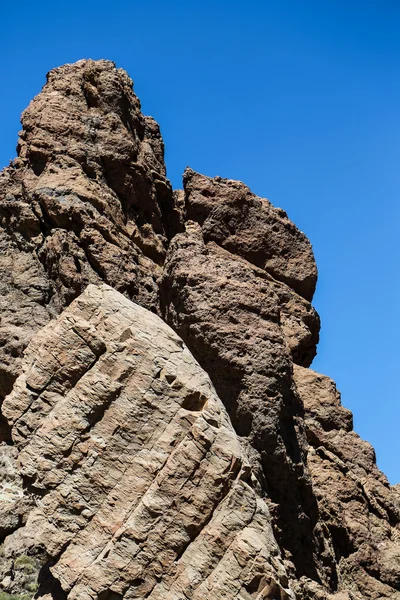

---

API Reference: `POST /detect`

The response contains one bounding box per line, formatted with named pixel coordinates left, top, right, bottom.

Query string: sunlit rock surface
left=0, top=60, right=398, bottom=600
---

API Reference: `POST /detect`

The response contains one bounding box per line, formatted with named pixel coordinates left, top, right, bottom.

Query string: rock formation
left=0, top=59, right=398, bottom=600
left=0, top=284, right=294, bottom=600
left=0, top=59, right=172, bottom=408
left=294, top=366, right=400, bottom=598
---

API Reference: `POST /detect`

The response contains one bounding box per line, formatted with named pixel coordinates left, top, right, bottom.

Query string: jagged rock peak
left=15, top=58, right=172, bottom=257
left=182, top=168, right=318, bottom=301
left=0, top=59, right=174, bottom=404
left=0, top=60, right=399, bottom=600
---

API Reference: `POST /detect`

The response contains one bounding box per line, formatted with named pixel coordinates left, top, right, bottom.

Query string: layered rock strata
left=1, top=284, right=294, bottom=600
left=0, top=59, right=398, bottom=600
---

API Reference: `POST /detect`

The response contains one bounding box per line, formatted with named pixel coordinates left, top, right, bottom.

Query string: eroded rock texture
left=160, top=175, right=322, bottom=580
left=294, top=366, right=400, bottom=599
left=0, top=59, right=172, bottom=404
left=1, top=284, right=294, bottom=600
left=0, top=60, right=399, bottom=600
left=160, top=171, right=399, bottom=598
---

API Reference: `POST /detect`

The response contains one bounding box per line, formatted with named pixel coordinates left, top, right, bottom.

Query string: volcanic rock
left=0, top=59, right=398, bottom=600
left=294, top=366, right=400, bottom=598
left=182, top=169, right=317, bottom=301
left=160, top=209, right=321, bottom=582
left=0, top=284, right=294, bottom=600
left=0, top=59, right=173, bottom=406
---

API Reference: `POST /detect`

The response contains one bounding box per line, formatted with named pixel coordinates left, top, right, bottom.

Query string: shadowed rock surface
left=0, top=60, right=398, bottom=600
left=160, top=220, right=322, bottom=581
left=293, top=366, right=400, bottom=599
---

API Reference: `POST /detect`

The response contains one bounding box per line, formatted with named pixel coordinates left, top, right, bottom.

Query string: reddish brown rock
left=0, top=60, right=399, bottom=600
left=160, top=173, right=400, bottom=598
left=294, top=365, right=400, bottom=599
left=0, top=59, right=173, bottom=405
left=160, top=220, right=322, bottom=582
left=183, top=169, right=318, bottom=301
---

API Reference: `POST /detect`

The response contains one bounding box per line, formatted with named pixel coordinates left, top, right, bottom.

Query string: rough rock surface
left=182, top=169, right=317, bottom=301
left=160, top=172, right=400, bottom=598
left=160, top=220, right=322, bottom=581
left=1, top=284, right=294, bottom=600
left=0, top=59, right=172, bottom=406
left=294, top=366, right=400, bottom=599
left=0, top=60, right=399, bottom=600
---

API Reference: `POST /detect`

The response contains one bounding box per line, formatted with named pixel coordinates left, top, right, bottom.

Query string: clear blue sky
left=1, top=1, right=399, bottom=483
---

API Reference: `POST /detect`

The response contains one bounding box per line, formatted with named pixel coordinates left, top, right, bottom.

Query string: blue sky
left=1, top=1, right=399, bottom=482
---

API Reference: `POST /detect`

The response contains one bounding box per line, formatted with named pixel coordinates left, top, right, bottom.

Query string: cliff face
left=0, top=60, right=398, bottom=600
left=0, top=59, right=172, bottom=407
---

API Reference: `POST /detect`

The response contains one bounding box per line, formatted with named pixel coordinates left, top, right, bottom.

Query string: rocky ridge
left=0, top=59, right=398, bottom=600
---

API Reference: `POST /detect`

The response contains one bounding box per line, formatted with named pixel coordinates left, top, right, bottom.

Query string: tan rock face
left=0, top=60, right=399, bottom=600
left=160, top=175, right=400, bottom=597
left=0, top=284, right=293, bottom=600
left=0, top=59, right=173, bottom=405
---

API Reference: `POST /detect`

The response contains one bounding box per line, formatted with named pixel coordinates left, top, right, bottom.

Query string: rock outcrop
left=0, top=59, right=398, bottom=600
left=160, top=217, right=321, bottom=581
left=1, top=284, right=293, bottom=600
left=0, top=59, right=172, bottom=407
left=294, top=366, right=400, bottom=598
